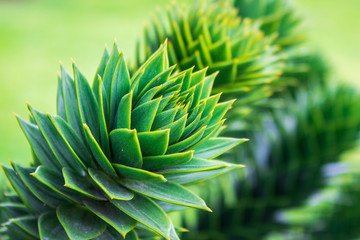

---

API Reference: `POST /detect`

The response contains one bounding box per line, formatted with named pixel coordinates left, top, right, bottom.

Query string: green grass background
left=0, top=0, right=359, bottom=182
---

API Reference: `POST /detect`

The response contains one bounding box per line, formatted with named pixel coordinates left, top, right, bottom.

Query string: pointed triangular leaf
left=137, top=130, right=170, bottom=156
left=110, top=129, right=142, bottom=168
left=2, top=165, right=48, bottom=213
left=61, top=65, right=83, bottom=138
left=39, top=212, right=69, bottom=240
left=166, top=126, right=206, bottom=154
left=10, top=216, right=38, bottom=238
left=114, top=91, right=132, bottom=130
left=15, top=114, right=61, bottom=170
left=131, top=98, right=161, bottom=132
left=103, top=43, right=120, bottom=99
left=57, top=75, right=67, bottom=120
left=93, top=47, right=110, bottom=85
left=28, top=105, right=86, bottom=175
left=110, top=51, right=131, bottom=127
left=50, top=115, right=95, bottom=168
left=73, top=62, right=100, bottom=142
left=83, top=124, right=116, bottom=177
left=32, top=166, right=81, bottom=203
left=15, top=164, right=68, bottom=207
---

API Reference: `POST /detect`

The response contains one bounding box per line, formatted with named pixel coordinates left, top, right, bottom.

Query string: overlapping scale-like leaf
left=0, top=42, right=245, bottom=240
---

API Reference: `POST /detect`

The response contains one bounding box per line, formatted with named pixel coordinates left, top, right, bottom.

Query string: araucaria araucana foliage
left=136, top=1, right=284, bottom=99
left=0, top=42, right=245, bottom=240
left=181, top=83, right=360, bottom=240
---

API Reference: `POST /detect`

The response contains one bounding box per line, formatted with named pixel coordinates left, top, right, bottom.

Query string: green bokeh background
left=0, top=0, right=359, bottom=181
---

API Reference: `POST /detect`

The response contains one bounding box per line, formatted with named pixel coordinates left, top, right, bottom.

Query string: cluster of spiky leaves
left=136, top=0, right=284, bottom=101
left=180, top=83, right=360, bottom=240
left=0, top=43, right=245, bottom=240
left=234, top=0, right=304, bottom=48
left=233, top=0, right=328, bottom=93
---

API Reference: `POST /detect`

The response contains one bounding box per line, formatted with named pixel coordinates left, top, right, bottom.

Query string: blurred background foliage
left=0, top=0, right=359, bottom=190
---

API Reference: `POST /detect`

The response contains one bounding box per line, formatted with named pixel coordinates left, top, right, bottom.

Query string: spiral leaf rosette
left=234, top=0, right=304, bottom=48
left=0, top=42, right=245, bottom=240
left=181, top=83, right=360, bottom=240
left=136, top=1, right=284, bottom=98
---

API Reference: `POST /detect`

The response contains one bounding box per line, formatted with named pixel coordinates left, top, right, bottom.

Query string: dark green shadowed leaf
left=131, top=98, right=161, bottom=132
left=32, top=166, right=81, bottom=203
left=113, top=164, right=166, bottom=182
left=163, top=164, right=244, bottom=185
left=121, top=180, right=211, bottom=211
left=191, top=137, right=248, bottom=159
left=63, top=168, right=106, bottom=200
left=124, top=230, right=139, bottom=240
left=15, top=114, right=61, bottom=170
left=110, top=51, right=131, bottom=127
left=84, top=199, right=136, bottom=238
left=88, top=168, right=133, bottom=200
left=112, top=194, right=171, bottom=239
left=93, top=227, right=138, bottom=240
left=57, top=204, right=107, bottom=240
left=110, top=129, right=142, bottom=168
left=28, top=105, right=86, bottom=175
left=61, top=65, right=83, bottom=138
left=136, top=221, right=181, bottom=240
left=10, top=216, right=38, bottom=238
left=2, top=165, right=49, bottom=213
left=114, top=91, right=132, bottom=129
left=73, top=62, right=100, bottom=143
left=137, top=130, right=170, bottom=156
left=83, top=124, right=116, bottom=177
left=38, top=212, right=68, bottom=240
left=0, top=203, right=28, bottom=218
left=2, top=220, right=36, bottom=239
left=142, top=151, right=194, bottom=171
left=14, top=164, right=68, bottom=207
